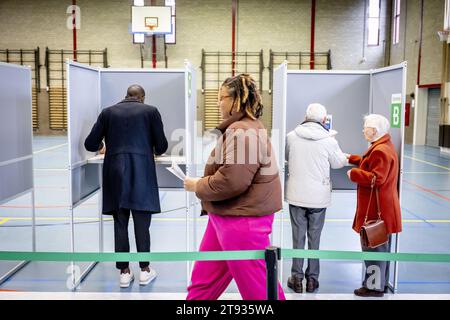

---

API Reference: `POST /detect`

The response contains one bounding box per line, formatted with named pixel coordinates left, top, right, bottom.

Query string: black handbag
left=360, top=175, right=389, bottom=248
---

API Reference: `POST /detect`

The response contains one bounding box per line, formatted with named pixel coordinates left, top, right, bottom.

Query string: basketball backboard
left=131, top=6, right=171, bottom=34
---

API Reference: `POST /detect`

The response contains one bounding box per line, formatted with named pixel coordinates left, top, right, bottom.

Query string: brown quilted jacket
left=196, top=116, right=282, bottom=217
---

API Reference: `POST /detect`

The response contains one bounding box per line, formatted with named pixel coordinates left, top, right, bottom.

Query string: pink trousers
left=186, top=213, right=286, bottom=300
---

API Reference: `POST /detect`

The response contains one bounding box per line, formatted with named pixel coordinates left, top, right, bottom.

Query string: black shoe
left=306, top=278, right=319, bottom=293
left=354, top=287, right=384, bottom=297
left=287, top=276, right=303, bottom=293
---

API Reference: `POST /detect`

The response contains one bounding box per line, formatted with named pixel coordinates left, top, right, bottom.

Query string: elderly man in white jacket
left=285, top=103, right=348, bottom=293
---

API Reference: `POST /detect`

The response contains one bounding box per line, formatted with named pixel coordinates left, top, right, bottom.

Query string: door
left=425, top=88, right=441, bottom=147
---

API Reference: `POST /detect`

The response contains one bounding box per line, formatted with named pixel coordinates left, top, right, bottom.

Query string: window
left=165, top=0, right=176, bottom=44
left=393, top=0, right=401, bottom=44
left=445, top=0, right=450, bottom=31
left=367, top=0, right=381, bottom=46
left=133, top=33, right=145, bottom=44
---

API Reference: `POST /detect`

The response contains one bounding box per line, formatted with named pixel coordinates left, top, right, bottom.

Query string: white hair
left=305, top=103, right=327, bottom=122
left=364, top=114, right=390, bottom=138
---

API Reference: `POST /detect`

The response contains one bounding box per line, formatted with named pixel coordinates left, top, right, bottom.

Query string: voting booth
left=272, top=62, right=407, bottom=291
left=0, top=62, right=36, bottom=285
left=67, top=61, right=197, bottom=288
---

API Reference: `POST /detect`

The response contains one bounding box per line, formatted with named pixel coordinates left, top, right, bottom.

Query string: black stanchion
left=265, top=246, right=281, bottom=300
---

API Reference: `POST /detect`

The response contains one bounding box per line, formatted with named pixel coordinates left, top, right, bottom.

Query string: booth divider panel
left=371, top=67, right=405, bottom=158
left=68, top=63, right=101, bottom=206
left=286, top=73, right=371, bottom=190
left=0, top=63, right=33, bottom=203
left=100, top=71, right=186, bottom=156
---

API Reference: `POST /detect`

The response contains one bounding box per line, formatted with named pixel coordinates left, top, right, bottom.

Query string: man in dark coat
left=85, top=85, right=168, bottom=288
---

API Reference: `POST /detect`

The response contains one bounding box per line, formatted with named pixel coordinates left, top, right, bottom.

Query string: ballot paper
left=166, top=161, right=186, bottom=181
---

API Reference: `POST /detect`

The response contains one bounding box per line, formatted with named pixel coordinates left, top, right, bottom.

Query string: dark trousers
left=362, top=235, right=392, bottom=292
left=113, top=208, right=152, bottom=270
left=289, top=204, right=326, bottom=281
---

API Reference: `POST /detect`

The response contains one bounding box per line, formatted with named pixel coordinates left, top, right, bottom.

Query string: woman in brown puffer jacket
left=184, top=74, right=285, bottom=300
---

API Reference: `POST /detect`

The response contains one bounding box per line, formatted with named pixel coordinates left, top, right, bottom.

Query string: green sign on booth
left=390, top=93, right=402, bottom=128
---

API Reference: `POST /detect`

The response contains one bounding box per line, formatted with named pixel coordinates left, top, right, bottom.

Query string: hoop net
left=145, top=17, right=158, bottom=32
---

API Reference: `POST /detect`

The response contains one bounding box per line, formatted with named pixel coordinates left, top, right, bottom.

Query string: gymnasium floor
left=0, top=135, right=449, bottom=298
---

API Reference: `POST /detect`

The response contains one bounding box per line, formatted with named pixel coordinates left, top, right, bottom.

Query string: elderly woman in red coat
left=346, top=114, right=402, bottom=298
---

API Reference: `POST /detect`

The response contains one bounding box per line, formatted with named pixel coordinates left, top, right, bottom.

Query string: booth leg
left=0, top=261, right=30, bottom=286
left=98, top=165, right=103, bottom=253
left=72, top=261, right=98, bottom=291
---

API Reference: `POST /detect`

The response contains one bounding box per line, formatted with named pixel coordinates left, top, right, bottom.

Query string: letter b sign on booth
left=390, top=93, right=402, bottom=128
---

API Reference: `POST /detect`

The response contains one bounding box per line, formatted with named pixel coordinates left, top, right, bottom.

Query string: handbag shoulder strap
left=375, top=185, right=381, bottom=219
left=363, top=174, right=382, bottom=224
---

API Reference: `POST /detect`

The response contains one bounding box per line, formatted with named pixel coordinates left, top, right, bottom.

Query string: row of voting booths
left=0, top=62, right=36, bottom=285
left=271, top=61, right=406, bottom=291
left=67, top=61, right=198, bottom=288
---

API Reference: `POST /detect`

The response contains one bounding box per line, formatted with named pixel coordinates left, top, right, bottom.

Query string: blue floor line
left=400, top=207, right=434, bottom=228
left=405, top=149, right=450, bottom=166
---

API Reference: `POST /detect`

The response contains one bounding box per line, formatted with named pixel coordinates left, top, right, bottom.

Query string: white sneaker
left=119, top=270, right=134, bottom=288
left=140, top=268, right=157, bottom=286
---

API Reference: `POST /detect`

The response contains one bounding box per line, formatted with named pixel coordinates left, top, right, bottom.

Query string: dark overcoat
left=84, top=98, right=168, bottom=214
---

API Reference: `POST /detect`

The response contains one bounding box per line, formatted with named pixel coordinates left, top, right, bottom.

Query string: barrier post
left=265, top=246, right=281, bottom=300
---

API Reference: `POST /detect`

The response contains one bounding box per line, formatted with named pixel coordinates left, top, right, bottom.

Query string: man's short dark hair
left=126, top=85, right=145, bottom=99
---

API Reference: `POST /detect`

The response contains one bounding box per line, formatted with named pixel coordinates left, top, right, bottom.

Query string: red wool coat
left=349, top=134, right=402, bottom=234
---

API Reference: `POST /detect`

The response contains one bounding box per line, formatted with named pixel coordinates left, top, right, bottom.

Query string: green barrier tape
left=0, top=250, right=264, bottom=262
left=282, top=249, right=450, bottom=263
left=1, top=249, right=450, bottom=263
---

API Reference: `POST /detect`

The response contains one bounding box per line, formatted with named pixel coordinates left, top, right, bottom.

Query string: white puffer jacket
left=285, top=122, right=348, bottom=208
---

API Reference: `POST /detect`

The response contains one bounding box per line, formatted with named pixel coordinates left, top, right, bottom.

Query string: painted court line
left=0, top=203, right=97, bottom=209
left=0, top=218, right=11, bottom=225
left=403, top=180, right=450, bottom=204
left=33, top=143, right=68, bottom=155
left=401, top=207, right=434, bottom=228
left=404, top=171, right=450, bottom=174
left=404, top=155, right=450, bottom=171
left=34, top=186, right=68, bottom=189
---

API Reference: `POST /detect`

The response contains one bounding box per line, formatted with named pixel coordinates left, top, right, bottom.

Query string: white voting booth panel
left=67, top=62, right=102, bottom=289
left=0, top=63, right=34, bottom=202
left=67, top=61, right=197, bottom=289
left=185, top=64, right=199, bottom=255
left=371, top=65, right=407, bottom=291
left=272, top=62, right=406, bottom=292
left=68, top=63, right=102, bottom=207
left=286, top=71, right=370, bottom=190
left=0, top=62, right=35, bottom=284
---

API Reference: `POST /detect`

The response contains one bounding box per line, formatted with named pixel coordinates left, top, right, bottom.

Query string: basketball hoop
left=438, top=30, right=450, bottom=42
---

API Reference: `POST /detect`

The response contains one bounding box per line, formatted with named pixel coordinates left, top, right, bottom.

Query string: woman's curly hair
left=222, top=73, right=263, bottom=120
